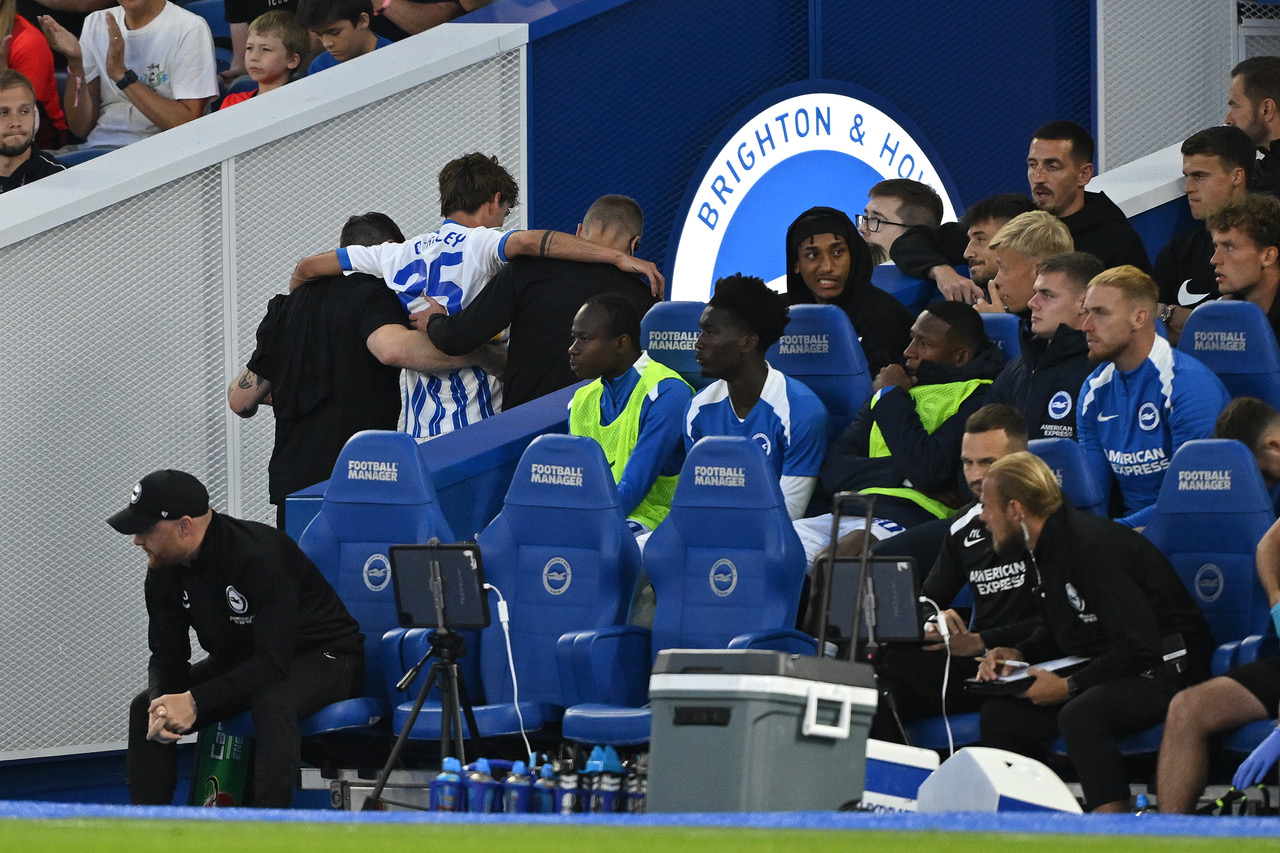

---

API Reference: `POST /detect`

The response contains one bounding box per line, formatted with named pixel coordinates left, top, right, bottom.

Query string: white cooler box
left=646, top=649, right=877, bottom=812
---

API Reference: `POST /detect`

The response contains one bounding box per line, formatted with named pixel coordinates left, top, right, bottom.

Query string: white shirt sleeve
left=780, top=475, right=818, bottom=521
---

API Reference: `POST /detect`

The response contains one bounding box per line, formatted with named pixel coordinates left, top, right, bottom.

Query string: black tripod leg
left=361, top=666, right=440, bottom=810
left=454, top=667, right=490, bottom=760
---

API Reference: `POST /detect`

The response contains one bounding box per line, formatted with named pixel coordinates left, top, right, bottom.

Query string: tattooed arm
left=500, top=229, right=665, bottom=297
left=227, top=366, right=273, bottom=418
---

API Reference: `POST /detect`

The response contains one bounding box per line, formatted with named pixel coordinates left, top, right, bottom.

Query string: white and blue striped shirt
left=338, top=220, right=513, bottom=441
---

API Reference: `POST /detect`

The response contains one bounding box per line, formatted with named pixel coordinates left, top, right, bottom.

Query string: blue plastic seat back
left=644, top=437, right=806, bottom=659
left=1029, top=437, right=1107, bottom=515
left=1143, top=439, right=1277, bottom=643
left=1177, top=301, right=1280, bottom=408
left=766, top=304, right=873, bottom=439
left=299, top=430, right=456, bottom=698
left=981, top=312, right=1023, bottom=362
left=475, top=435, right=640, bottom=706
left=641, top=301, right=708, bottom=390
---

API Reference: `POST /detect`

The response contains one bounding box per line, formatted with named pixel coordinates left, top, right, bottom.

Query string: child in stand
left=298, top=0, right=388, bottom=76
left=219, top=11, right=308, bottom=110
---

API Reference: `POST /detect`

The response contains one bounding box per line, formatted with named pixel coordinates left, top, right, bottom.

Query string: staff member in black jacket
left=108, top=470, right=364, bottom=808
left=975, top=452, right=1213, bottom=813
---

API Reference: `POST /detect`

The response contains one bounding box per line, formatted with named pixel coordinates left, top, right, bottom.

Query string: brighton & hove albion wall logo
left=1194, top=564, right=1224, bottom=603
left=669, top=81, right=958, bottom=301
left=363, top=553, right=391, bottom=592
left=709, top=559, right=738, bottom=597
left=543, top=557, right=572, bottom=595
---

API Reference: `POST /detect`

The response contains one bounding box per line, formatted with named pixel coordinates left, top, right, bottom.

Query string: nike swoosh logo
left=963, top=529, right=984, bottom=548
left=1178, top=279, right=1211, bottom=307
left=1097, top=413, right=1119, bottom=421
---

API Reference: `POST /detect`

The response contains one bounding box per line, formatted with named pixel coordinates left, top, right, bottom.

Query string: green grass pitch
left=3, top=822, right=1280, bottom=853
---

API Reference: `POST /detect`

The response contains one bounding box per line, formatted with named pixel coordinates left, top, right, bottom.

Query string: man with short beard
left=974, top=451, right=1212, bottom=813
left=1076, top=266, right=1229, bottom=528
left=0, top=69, right=64, bottom=192
left=1225, top=56, right=1280, bottom=198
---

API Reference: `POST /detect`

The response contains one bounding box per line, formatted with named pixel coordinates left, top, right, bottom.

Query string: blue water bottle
left=591, top=746, right=625, bottom=813
left=554, top=759, right=581, bottom=814
left=581, top=746, right=604, bottom=812
left=502, top=760, right=533, bottom=814
left=429, top=756, right=464, bottom=812
left=530, top=762, right=557, bottom=813
left=466, top=758, right=501, bottom=813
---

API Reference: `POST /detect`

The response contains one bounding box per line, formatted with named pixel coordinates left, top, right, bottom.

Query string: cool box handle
left=801, top=683, right=851, bottom=740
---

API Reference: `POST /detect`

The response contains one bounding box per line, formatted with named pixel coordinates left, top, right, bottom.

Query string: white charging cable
left=919, top=595, right=955, bottom=757
left=484, top=582, right=533, bottom=764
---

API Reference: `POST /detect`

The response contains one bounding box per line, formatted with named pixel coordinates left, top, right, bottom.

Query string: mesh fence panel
left=0, top=170, right=224, bottom=752
left=0, top=48, right=521, bottom=756
left=1098, top=0, right=1234, bottom=171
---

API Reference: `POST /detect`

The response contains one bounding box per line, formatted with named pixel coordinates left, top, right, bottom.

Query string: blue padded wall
left=523, top=0, right=1094, bottom=281
left=818, top=0, right=1095, bottom=211
left=526, top=0, right=809, bottom=279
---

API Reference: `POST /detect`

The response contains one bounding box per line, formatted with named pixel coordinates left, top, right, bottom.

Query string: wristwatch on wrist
left=116, top=69, right=139, bottom=91
left=1158, top=303, right=1175, bottom=324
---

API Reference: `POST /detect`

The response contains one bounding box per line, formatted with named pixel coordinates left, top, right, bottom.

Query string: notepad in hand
left=963, top=655, right=1090, bottom=695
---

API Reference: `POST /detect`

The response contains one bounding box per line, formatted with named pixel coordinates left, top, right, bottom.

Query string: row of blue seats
left=224, top=427, right=814, bottom=758
left=643, top=299, right=1280, bottom=416
left=229, top=428, right=1277, bottom=776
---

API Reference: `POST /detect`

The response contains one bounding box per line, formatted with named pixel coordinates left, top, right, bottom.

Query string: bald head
left=580, top=194, right=644, bottom=254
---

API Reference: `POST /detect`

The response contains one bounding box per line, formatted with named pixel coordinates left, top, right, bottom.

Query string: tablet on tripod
left=826, top=556, right=925, bottom=657
left=389, top=543, right=490, bottom=630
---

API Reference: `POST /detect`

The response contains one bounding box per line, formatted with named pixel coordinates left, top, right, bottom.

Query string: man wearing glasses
left=857, top=178, right=944, bottom=265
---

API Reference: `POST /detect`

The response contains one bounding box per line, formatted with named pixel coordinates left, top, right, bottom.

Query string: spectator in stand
left=39, top=0, right=216, bottom=149
left=369, top=0, right=490, bottom=43
left=218, top=11, right=305, bottom=110
left=220, top=0, right=301, bottom=88
left=0, top=68, right=62, bottom=190
left=2, top=0, right=67, bottom=148
left=1152, top=127, right=1255, bottom=345
left=1205, top=193, right=1280, bottom=343
left=891, top=192, right=1037, bottom=304
left=1225, top=56, right=1280, bottom=199
left=784, top=206, right=913, bottom=375
left=977, top=209, right=1073, bottom=316
left=857, top=178, right=943, bottom=266
left=298, top=0, right=386, bottom=76
left=988, top=251, right=1102, bottom=441
left=1027, top=120, right=1151, bottom=272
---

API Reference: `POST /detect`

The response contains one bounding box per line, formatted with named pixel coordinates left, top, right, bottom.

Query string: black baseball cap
left=107, top=469, right=210, bottom=535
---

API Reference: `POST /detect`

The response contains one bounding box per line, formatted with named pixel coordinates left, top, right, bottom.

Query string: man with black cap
left=108, top=469, right=364, bottom=808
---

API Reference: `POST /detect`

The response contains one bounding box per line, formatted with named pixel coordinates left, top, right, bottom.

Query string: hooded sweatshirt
left=785, top=206, right=914, bottom=375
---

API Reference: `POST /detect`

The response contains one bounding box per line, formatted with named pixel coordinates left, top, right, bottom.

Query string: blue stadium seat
left=1177, top=300, right=1280, bottom=408
left=184, top=0, right=233, bottom=75
left=981, top=312, right=1023, bottom=361
left=766, top=304, right=873, bottom=440
left=1029, top=437, right=1107, bottom=515
left=641, top=301, right=708, bottom=390
left=559, top=436, right=815, bottom=746
left=391, top=434, right=640, bottom=742
left=222, top=430, right=455, bottom=744
left=1144, top=439, right=1277, bottom=644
